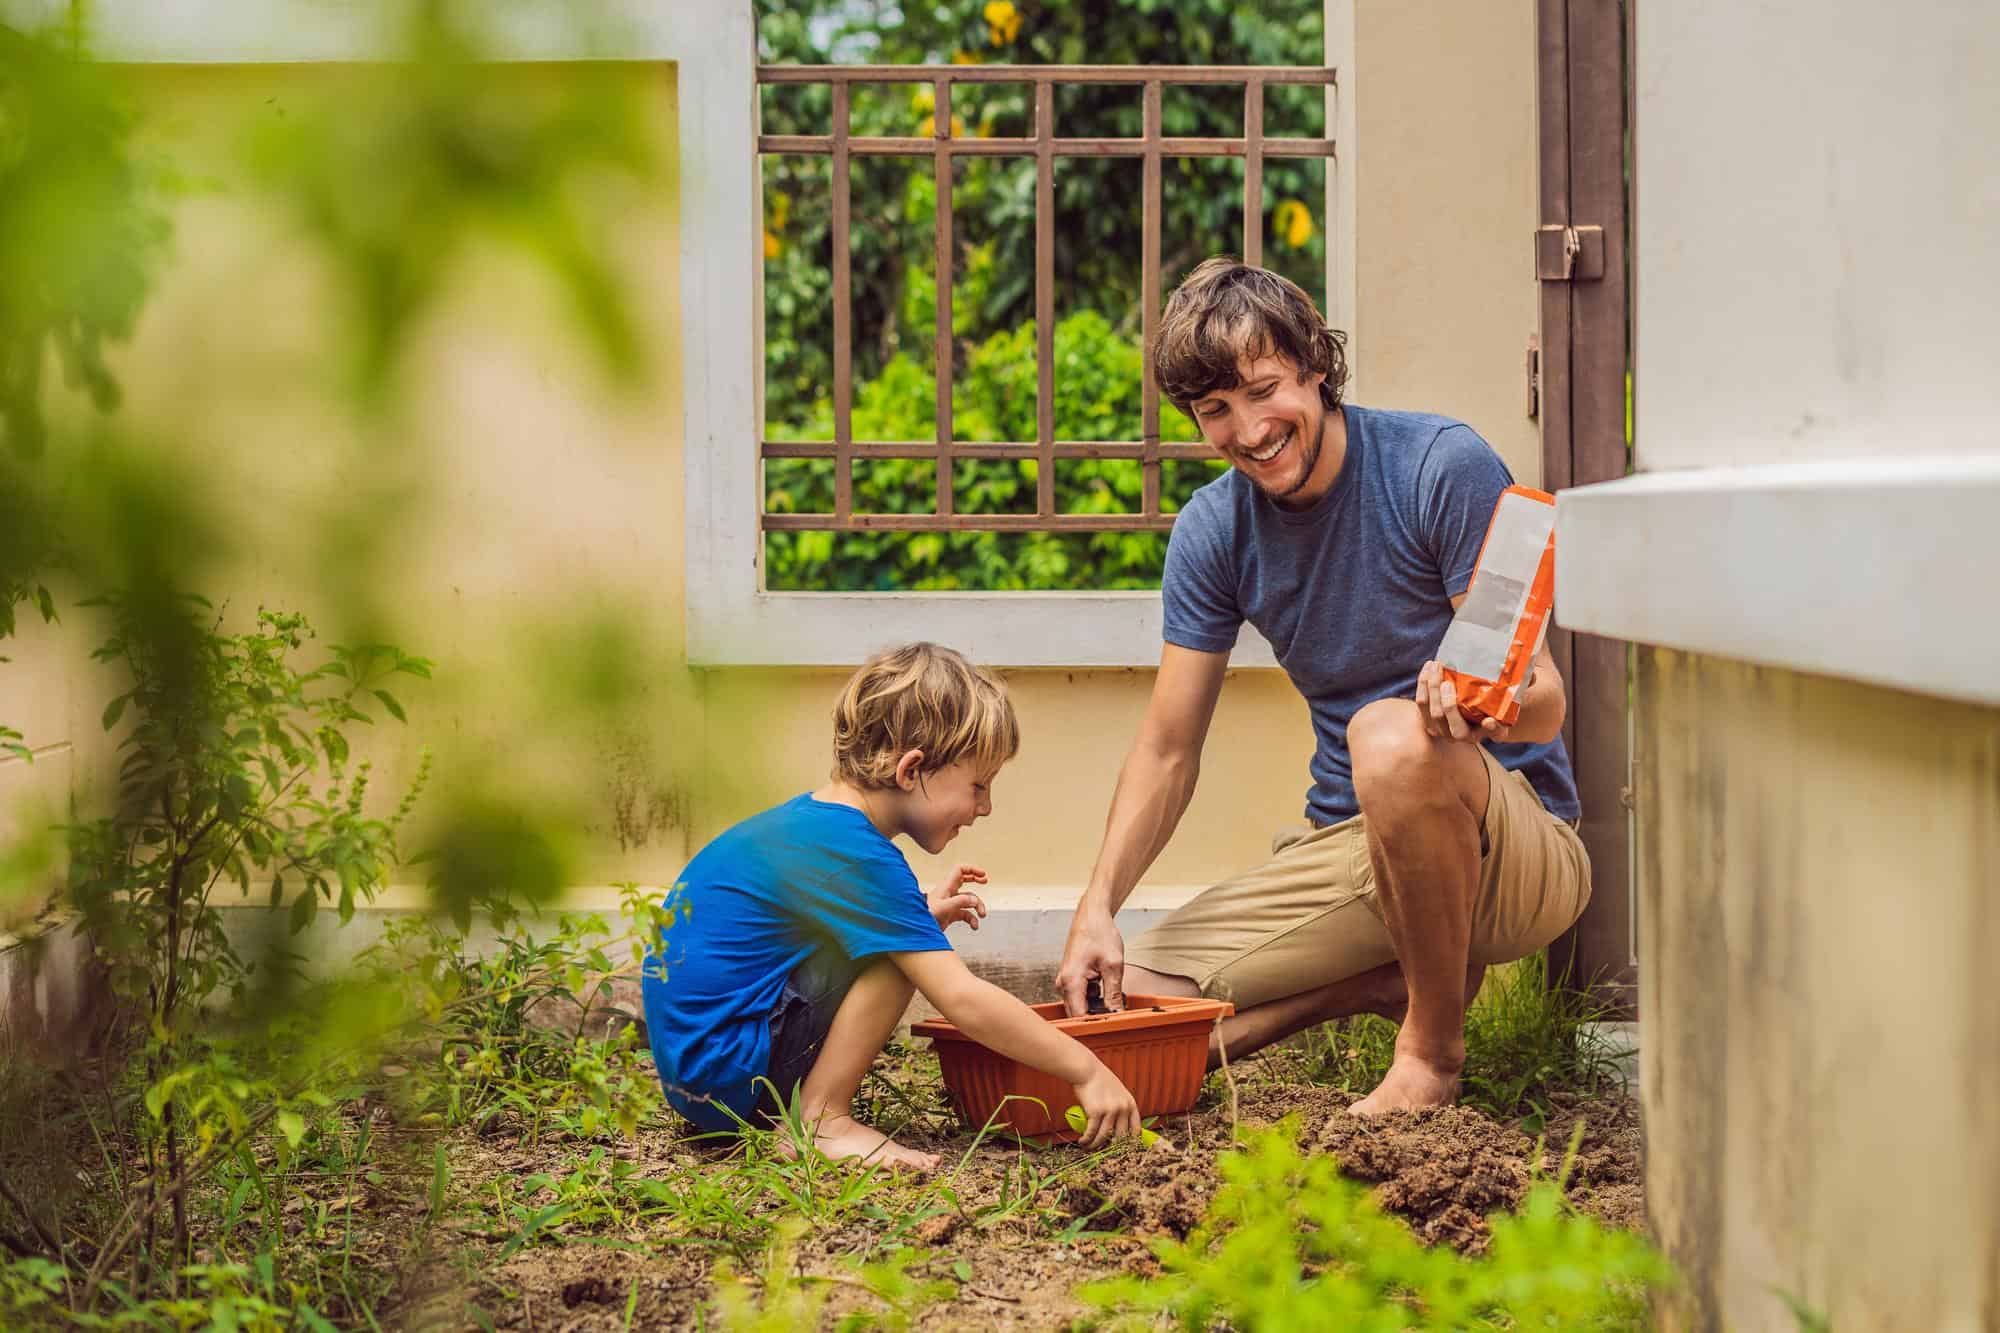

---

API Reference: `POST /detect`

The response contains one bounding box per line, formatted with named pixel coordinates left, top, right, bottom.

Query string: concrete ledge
left=1555, top=455, right=2000, bottom=707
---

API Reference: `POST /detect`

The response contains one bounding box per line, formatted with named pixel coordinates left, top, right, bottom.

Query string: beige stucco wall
left=1637, top=649, right=2000, bottom=1331
left=1, top=13, right=1540, bottom=941
left=1351, top=0, right=1541, bottom=481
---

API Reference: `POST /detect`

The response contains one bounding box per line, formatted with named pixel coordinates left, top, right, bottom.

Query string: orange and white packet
left=1434, top=486, right=1556, bottom=729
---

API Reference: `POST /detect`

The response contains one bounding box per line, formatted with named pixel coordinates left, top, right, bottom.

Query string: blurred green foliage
left=0, top=3, right=678, bottom=1321
left=756, top=0, right=1326, bottom=589
left=0, top=23, right=170, bottom=460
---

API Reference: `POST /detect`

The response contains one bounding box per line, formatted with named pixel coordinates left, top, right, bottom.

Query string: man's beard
left=1268, top=400, right=1324, bottom=500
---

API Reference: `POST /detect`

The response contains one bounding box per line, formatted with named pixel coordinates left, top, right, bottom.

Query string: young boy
left=642, top=642, right=1141, bottom=1170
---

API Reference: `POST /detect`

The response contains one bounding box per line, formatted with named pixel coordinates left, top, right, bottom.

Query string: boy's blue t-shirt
left=642, top=794, right=951, bottom=1131
left=1162, top=404, right=1580, bottom=827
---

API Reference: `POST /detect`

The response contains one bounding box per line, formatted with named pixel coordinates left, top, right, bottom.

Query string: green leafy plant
left=0, top=22, right=171, bottom=459
left=363, top=883, right=681, bottom=1144
left=1079, top=1120, right=1669, bottom=1331
left=59, top=593, right=429, bottom=1297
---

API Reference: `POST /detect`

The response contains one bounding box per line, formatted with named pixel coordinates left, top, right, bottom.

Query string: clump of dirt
left=1543, top=1089, right=1647, bottom=1233
left=1313, top=1105, right=1531, bottom=1250
left=1150, top=1075, right=1645, bottom=1254
left=485, top=1246, right=711, bottom=1331
left=1063, top=1151, right=1217, bottom=1238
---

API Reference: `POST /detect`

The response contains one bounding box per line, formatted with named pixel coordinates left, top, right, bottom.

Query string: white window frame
left=684, top=2, right=1356, bottom=667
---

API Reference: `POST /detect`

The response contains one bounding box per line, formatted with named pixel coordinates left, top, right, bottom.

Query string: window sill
left=687, top=589, right=1279, bottom=669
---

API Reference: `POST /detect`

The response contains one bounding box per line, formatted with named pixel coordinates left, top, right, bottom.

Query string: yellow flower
left=984, top=0, right=1021, bottom=46
left=1273, top=198, right=1315, bottom=249
left=951, top=49, right=981, bottom=65
left=911, top=87, right=935, bottom=114
left=764, top=229, right=781, bottom=260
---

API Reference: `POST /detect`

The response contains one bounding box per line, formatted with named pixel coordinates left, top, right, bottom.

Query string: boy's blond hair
left=831, top=643, right=1019, bottom=789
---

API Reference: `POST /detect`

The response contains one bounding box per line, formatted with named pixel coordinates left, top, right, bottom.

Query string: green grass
left=1283, top=950, right=1631, bottom=1127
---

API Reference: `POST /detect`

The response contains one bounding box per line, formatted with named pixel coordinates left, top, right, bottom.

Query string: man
left=1054, top=258, right=1589, bottom=1114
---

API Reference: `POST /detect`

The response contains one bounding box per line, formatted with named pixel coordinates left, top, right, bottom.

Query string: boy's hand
left=1072, top=1063, right=1141, bottom=1150
left=927, top=864, right=988, bottom=932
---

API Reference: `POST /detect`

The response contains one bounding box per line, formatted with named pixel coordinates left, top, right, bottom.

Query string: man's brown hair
left=830, top=642, right=1019, bottom=789
left=1152, top=256, right=1350, bottom=418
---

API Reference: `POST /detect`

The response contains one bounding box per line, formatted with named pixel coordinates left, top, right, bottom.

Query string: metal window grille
left=758, top=64, right=1338, bottom=534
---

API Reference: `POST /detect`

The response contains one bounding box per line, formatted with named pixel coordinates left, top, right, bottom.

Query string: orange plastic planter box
left=910, top=994, right=1234, bottom=1141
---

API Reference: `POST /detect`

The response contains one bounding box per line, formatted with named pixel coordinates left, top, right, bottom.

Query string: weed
left=362, top=888, right=678, bottom=1145
left=1775, top=1288, right=1833, bottom=1332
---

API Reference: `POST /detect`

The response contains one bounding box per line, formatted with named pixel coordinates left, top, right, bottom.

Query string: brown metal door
left=1538, top=0, right=1635, bottom=1009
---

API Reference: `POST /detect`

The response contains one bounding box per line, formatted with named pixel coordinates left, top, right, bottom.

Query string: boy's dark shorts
left=753, top=950, right=868, bottom=1124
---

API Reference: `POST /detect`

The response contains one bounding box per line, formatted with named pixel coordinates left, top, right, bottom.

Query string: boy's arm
left=894, top=949, right=1141, bottom=1148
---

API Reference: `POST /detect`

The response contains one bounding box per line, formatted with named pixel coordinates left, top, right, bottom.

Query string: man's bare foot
left=787, top=1112, right=940, bottom=1172
left=1348, top=1054, right=1463, bottom=1116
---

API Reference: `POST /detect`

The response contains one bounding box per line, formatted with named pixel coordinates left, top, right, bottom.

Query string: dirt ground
left=373, top=1052, right=1645, bottom=1331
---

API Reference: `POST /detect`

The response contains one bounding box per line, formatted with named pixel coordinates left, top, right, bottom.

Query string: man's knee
left=1350, top=699, right=1485, bottom=819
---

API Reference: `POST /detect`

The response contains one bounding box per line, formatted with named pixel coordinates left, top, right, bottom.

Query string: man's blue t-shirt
left=1162, top=404, right=1580, bottom=827
left=641, top=794, right=951, bottom=1131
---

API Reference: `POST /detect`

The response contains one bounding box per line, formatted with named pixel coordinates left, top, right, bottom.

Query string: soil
left=369, top=1049, right=1645, bottom=1331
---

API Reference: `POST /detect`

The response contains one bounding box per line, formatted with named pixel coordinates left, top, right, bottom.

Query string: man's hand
left=1056, top=907, right=1126, bottom=1016
left=1414, top=660, right=1514, bottom=744
left=1071, top=1062, right=1141, bottom=1149
left=927, top=864, right=988, bottom=932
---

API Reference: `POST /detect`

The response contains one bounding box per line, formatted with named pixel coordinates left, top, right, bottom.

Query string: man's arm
left=1054, top=643, right=1229, bottom=1014
left=1416, top=592, right=1567, bottom=747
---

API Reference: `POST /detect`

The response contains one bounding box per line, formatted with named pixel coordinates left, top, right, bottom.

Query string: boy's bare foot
left=1348, top=1053, right=1462, bottom=1116
left=784, top=1112, right=940, bottom=1172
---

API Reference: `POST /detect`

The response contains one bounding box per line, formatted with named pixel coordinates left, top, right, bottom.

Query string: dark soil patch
left=1314, top=1103, right=1532, bottom=1249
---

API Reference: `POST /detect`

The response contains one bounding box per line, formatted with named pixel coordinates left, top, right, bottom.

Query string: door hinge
left=1535, top=224, right=1605, bottom=281
left=1525, top=334, right=1540, bottom=420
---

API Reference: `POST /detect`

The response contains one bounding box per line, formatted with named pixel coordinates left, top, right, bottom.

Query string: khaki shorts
left=1125, top=749, right=1591, bottom=1011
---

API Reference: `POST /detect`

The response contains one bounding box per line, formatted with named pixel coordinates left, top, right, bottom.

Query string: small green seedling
left=1064, top=1104, right=1166, bottom=1150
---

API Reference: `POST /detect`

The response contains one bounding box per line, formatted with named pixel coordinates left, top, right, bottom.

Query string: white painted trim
left=1324, top=0, right=1358, bottom=375
left=1555, top=456, right=2000, bottom=707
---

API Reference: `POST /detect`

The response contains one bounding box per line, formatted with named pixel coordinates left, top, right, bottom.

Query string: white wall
left=1632, top=1, right=2000, bottom=470
left=1558, top=0, right=2000, bottom=707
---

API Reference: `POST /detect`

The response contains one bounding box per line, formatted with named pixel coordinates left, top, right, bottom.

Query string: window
left=689, top=12, right=1354, bottom=664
